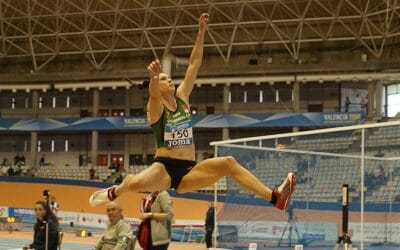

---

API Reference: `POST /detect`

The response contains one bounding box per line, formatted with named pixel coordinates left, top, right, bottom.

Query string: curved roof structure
left=0, top=0, right=399, bottom=84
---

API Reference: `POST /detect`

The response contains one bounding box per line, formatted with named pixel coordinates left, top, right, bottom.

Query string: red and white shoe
left=272, top=172, right=296, bottom=210
left=89, top=185, right=118, bottom=207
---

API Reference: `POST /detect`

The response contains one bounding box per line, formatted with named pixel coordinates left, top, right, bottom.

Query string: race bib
left=164, top=120, right=193, bottom=147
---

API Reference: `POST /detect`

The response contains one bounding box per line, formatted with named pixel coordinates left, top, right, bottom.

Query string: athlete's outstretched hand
left=147, top=59, right=161, bottom=80
left=199, top=13, right=209, bottom=33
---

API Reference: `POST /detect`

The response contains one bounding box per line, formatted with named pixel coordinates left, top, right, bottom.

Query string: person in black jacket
left=23, top=200, right=59, bottom=250
left=205, top=202, right=215, bottom=249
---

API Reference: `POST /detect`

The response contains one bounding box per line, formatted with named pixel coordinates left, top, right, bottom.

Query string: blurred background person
left=137, top=190, right=173, bottom=250
left=49, top=196, right=60, bottom=216
left=39, top=154, right=46, bottom=166
left=23, top=200, right=59, bottom=250
left=89, top=166, right=96, bottom=180
left=114, top=173, right=124, bottom=184
left=205, top=201, right=215, bottom=249
left=94, top=201, right=133, bottom=250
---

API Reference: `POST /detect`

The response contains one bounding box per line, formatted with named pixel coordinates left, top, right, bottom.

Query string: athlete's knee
left=222, top=155, right=237, bottom=165
left=221, top=156, right=239, bottom=175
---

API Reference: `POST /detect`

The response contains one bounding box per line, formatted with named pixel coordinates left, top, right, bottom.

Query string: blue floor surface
left=0, top=238, right=93, bottom=250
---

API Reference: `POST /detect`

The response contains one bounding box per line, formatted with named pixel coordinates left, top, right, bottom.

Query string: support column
left=162, top=54, right=173, bottom=76
left=30, top=90, right=39, bottom=168
left=124, top=89, right=131, bottom=170
left=292, top=80, right=300, bottom=132
left=91, top=89, right=100, bottom=165
left=367, top=81, right=375, bottom=117
left=292, top=81, right=300, bottom=112
left=222, top=85, right=230, bottom=140
left=91, top=131, right=98, bottom=166
left=375, top=81, right=383, bottom=116
left=30, top=131, right=37, bottom=168
left=32, top=90, right=39, bottom=118
left=124, top=135, right=130, bottom=170
left=142, top=134, right=148, bottom=164
left=125, top=88, right=131, bottom=116
left=93, top=89, right=100, bottom=116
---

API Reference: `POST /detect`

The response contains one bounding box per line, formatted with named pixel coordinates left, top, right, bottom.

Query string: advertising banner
left=0, top=112, right=365, bottom=131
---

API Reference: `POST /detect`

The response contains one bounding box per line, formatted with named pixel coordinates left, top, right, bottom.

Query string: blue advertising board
left=0, top=112, right=364, bottom=132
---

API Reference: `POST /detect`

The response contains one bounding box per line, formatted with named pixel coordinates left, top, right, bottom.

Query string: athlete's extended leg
left=177, top=156, right=272, bottom=198
left=89, top=163, right=171, bottom=206
left=177, top=156, right=295, bottom=210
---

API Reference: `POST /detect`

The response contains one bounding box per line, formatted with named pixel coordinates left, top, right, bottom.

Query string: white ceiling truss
left=0, top=0, right=399, bottom=72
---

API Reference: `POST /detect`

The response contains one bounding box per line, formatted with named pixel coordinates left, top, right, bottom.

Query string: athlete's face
left=159, top=73, right=175, bottom=95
